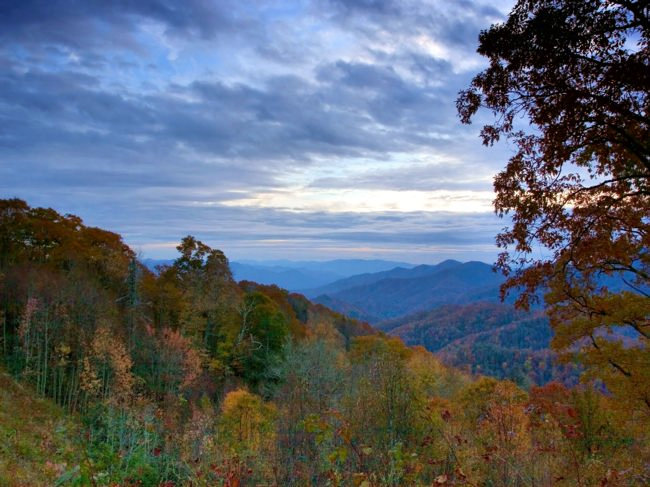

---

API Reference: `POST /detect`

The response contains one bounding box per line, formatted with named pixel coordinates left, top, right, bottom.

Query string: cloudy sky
left=0, top=0, right=517, bottom=263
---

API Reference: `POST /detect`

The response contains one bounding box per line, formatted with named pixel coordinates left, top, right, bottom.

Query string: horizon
left=136, top=238, right=498, bottom=264
left=1, top=0, right=516, bottom=263
left=143, top=255, right=492, bottom=267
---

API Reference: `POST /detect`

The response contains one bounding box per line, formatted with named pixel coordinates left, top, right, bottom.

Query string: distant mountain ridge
left=310, top=260, right=506, bottom=322
left=301, top=260, right=462, bottom=298
left=237, top=259, right=415, bottom=276
left=142, top=258, right=415, bottom=291
left=230, top=262, right=343, bottom=290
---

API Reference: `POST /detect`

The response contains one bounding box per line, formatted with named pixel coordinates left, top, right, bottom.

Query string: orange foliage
left=81, top=323, right=134, bottom=405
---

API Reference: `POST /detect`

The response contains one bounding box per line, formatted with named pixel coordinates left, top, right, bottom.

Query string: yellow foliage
left=349, top=335, right=412, bottom=364
left=219, top=388, right=276, bottom=455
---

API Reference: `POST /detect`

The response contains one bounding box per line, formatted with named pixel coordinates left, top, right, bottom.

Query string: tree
left=347, top=337, right=418, bottom=459
left=219, top=388, right=277, bottom=455
left=233, top=291, right=289, bottom=388
left=171, top=236, right=240, bottom=355
left=457, top=0, right=649, bottom=410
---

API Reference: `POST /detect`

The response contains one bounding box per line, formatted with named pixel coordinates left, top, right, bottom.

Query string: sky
left=0, top=0, right=518, bottom=263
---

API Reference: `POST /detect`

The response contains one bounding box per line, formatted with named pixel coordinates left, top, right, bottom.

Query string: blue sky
left=0, top=0, right=517, bottom=263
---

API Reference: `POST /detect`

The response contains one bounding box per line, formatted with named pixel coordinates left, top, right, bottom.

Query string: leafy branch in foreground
left=458, top=0, right=650, bottom=411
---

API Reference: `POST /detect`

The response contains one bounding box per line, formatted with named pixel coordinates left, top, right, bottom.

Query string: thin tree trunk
left=42, top=311, right=49, bottom=396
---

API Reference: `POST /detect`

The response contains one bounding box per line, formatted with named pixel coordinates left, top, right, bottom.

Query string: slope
left=379, top=302, right=580, bottom=386
left=0, top=370, right=82, bottom=486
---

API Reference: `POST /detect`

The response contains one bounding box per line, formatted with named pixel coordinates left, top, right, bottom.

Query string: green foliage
left=72, top=404, right=179, bottom=486
left=233, top=291, right=290, bottom=389
left=1, top=199, right=649, bottom=486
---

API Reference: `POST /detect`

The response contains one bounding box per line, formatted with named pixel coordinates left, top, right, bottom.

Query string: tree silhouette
left=458, top=0, right=649, bottom=409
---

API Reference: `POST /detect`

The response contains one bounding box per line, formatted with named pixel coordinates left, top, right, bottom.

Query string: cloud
left=0, top=0, right=239, bottom=48
left=0, top=0, right=516, bottom=262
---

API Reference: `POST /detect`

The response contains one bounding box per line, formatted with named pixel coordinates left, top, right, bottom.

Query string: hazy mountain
left=312, top=260, right=506, bottom=322
left=142, top=258, right=415, bottom=291
left=237, top=259, right=415, bottom=277
left=230, top=262, right=343, bottom=290
left=302, top=260, right=462, bottom=298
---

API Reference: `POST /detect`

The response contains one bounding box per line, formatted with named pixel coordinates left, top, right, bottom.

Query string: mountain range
left=142, top=258, right=414, bottom=291
left=307, top=260, right=507, bottom=323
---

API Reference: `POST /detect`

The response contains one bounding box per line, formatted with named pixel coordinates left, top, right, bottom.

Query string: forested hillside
left=1, top=199, right=649, bottom=486
left=379, top=303, right=580, bottom=387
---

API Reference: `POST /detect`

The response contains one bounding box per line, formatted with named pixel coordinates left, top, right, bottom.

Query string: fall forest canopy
left=1, top=197, right=649, bottom=486
left=0, top=0, right=649, bottom=486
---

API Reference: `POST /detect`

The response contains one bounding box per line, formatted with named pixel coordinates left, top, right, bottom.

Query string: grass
left=0, top=370, right=83, bottom=486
